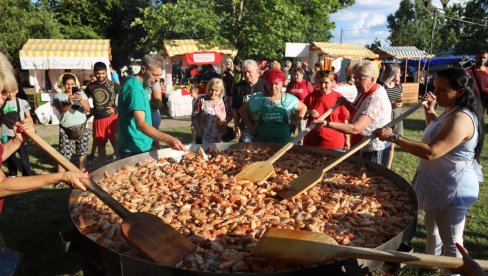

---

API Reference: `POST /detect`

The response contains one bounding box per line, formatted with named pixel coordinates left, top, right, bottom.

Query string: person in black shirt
left=85, top=62, right=121, bottom=165
left=231, top=59, right=267, bottom=142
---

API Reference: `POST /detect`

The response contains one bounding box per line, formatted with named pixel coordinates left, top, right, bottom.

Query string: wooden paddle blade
left=278, top=168, right=324, bottom=199
left=253, top=229, right=488, bottom=270
left=121, top=212, right=196, bottom=266
left=235, top=161, right=275, bottom=183
left=252, top=228, right=339, bottom=265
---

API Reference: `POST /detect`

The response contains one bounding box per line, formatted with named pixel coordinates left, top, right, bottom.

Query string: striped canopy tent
left=163, top=39, right=237, bottom=58
left=310, top=42, right=378, bottom=59
left=19, top=39, right=111, bottom=70
left=372, top=46, right=433, bottom=60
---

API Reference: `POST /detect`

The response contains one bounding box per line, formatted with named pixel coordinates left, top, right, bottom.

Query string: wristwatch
left=325, top=121, right=330, bottom=128
left=390, top=134, right=400, bottom=143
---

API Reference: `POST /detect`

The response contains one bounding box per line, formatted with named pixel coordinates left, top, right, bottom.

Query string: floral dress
left=192, top=96, right=227, bottom=144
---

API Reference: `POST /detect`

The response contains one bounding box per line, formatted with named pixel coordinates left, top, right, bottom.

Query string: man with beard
left=85, top=62, right=120, bottom=164
left=118, top=53, right=185, bottom=158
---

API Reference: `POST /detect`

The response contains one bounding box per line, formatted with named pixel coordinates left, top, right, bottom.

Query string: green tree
left=134, top=0, right=354, bottom=60
left=38, top=0, right=151, bottom=67
left=0, top=0, right=62, bottom=62
left=365, top=38, right=382, bottom=50
left=39, top=0, right=120, bottom=38
left=387, top=0, right=441, bottom=54
left=455, top=0, right=488, bottom=54
left=387, top=0, right=487, bottom=55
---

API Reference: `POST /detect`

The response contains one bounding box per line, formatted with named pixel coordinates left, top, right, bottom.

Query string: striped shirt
left=379, top=82, right=402, bottom=102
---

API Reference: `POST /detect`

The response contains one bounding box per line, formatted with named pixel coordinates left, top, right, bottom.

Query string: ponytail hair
left=436, top=68, right=485, bottom=161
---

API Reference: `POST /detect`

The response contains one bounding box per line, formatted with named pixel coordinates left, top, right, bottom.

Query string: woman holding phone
left=53, top=73, right=91, bottom=175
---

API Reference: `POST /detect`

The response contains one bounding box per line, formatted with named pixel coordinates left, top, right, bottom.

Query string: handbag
left=61, top=122, right=86, bottom=140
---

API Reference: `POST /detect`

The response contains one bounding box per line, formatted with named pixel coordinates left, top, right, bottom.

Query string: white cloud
left=330, top=0, right=464, bottom=45
left=356, top=0, right=400, bottom=8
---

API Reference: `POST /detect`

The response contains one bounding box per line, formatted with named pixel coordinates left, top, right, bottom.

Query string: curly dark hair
left=436, top=67, right=485, bottom=161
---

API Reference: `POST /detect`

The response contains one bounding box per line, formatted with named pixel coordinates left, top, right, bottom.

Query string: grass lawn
left=0, top=106, right=486, bottom=275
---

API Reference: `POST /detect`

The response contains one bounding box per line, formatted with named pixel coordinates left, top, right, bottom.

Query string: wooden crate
left=402, top=83, right=419, bottom=104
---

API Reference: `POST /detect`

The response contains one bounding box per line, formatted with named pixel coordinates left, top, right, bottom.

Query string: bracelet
left=390, top=134, right=400, bottom=143
left=325, top=121, right=330, bottom=128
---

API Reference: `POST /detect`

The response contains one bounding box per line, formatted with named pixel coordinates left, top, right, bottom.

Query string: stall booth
left=163, top=39, right=238, bottom=117
left=373, top=46, right=433, bottom=104
left=309, top=42, right=379, bottom=101
left=19, top=39, right=112, bottom=124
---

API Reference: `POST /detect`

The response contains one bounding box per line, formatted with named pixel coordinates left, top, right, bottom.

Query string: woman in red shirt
left=303, top=71, right=350, bottom=150
left=286, top=68, right=314, bottom=102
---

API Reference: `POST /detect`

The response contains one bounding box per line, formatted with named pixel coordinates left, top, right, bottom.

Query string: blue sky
left=330, top=0, right=462, bottom=46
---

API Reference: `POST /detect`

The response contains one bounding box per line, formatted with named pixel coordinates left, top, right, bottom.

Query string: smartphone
left=72, top=87, right=80, bottom=94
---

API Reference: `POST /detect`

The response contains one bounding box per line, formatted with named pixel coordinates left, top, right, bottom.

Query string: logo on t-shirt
left=93, top=87, right=110, bottom=106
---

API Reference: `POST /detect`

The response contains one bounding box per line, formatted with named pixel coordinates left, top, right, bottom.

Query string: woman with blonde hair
left=314, top=60, right=391, bottom=164
left=191, top=78, right=229, bottom=144
left=378, top=63, right=403, bottom=168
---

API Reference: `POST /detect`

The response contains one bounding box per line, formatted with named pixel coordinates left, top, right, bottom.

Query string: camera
left=72, top=87, right=80, bottom=94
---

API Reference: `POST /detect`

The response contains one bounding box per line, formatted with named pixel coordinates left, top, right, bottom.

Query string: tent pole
left=417, top=59, right=421, bottom=83
left=404, top=58, right=408, bottom=83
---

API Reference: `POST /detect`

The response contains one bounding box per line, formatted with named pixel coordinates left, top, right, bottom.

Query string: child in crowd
left=191, top=79, right=228, bottom=144
left=0, top=89, right=34, bottom=176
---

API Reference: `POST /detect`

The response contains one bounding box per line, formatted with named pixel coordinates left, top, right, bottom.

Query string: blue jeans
left=151, top=109, right=161, bottom=129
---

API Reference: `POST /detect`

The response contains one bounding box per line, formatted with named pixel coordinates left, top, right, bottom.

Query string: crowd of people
left=0, top=49, right=487, bottom=275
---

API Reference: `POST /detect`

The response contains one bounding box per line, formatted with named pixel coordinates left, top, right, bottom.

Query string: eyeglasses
left=354, top=76, right=371, bottom=82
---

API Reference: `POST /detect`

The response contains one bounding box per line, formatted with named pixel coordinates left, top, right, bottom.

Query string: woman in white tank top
left=374, top=68, right=485, bottom=275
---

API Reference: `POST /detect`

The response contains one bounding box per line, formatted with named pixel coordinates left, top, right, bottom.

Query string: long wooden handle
left=24, top=129, right=131, bottom=219
left=319, top=100, right=425, bottom=174
left=338, top=245, right=488, bottom=270
left=267, top=102, right=341, bottom=164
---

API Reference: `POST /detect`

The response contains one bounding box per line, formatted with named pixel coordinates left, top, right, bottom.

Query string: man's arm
left=133, top=110, right=185, bottom=150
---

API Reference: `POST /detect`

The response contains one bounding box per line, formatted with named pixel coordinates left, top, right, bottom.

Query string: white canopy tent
left=19, top=39, right=112, bottom=99
left=19, top=39, right=111, bottom=124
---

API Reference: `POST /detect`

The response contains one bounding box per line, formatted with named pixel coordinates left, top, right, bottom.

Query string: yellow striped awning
left=163, top=39, right=237, bottom=57
left=310, top=42, right=378, bottom=59
left=19, top=39, right=111, bottom=69
left=19, top=39, right=111, bottom=57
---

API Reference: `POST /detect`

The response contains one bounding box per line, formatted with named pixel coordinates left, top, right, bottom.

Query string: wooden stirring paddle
left=235, top=102, right=342, bottom=183
left=278, top=100, right=425, bottom=200
left=252, top=228, right=488, bottom=270
left=24, top=129, right=195, bottom=266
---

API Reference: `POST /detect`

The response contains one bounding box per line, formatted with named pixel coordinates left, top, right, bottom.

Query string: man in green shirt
left=118, top=53, right=184, bottom=158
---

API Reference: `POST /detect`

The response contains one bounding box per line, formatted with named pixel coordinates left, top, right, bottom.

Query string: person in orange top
left=303, top=71, right=350, bottom=150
